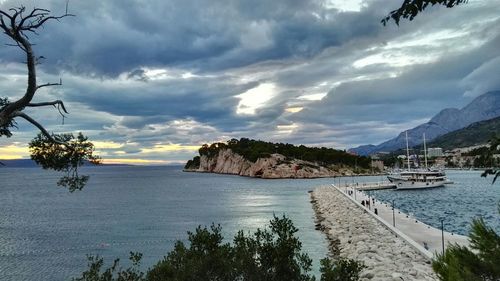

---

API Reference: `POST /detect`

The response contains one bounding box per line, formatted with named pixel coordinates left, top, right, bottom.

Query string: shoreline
left=310, top=185, right=439, bottom=281
left=183, top=169, right=387, bottom=179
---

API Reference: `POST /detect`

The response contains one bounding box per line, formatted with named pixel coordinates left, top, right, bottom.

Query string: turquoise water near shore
left=0, top=167, right=498, bottom=280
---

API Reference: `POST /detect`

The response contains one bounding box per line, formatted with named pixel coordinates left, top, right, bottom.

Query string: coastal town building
left=370, top=159, right=384, bottom=171
left=427, top=147, right=443, bottom=157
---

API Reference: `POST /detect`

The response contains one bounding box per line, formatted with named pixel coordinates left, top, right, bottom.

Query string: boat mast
left=406, top=131, right=410, bottom=171
left=423, top=133, right=428, bottom=169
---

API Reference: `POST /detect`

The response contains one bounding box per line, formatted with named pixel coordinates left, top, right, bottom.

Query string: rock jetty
left=311, top=186, right=438, bottom=281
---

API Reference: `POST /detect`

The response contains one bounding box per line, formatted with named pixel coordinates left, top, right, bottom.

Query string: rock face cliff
left=185, top=148, right=352, bottom=178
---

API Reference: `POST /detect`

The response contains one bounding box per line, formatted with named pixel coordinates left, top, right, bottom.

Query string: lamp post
left=440, top=218, right=445, bottom=255
left=392, top=199, right=395, bottom=227
left=368, top=191, right=371, bottom=210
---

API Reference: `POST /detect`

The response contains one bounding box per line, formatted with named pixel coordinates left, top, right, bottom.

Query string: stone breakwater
left=311, top=186, right=438, bottom=281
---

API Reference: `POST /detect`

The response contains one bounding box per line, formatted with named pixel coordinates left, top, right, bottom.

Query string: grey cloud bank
left=1, top=0, right=499, bottom=163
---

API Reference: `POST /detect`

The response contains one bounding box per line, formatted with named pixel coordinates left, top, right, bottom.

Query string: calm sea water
left=369, top=170, right=500, bottom=235
left=0, top=166, right=332, bottom=281
left=334, top=170, right=500, bottom=235
left=0, top=167, right=499, bottom=280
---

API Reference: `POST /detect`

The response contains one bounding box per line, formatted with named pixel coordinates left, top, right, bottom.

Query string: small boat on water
left=387, top=132, right=447, bottom=190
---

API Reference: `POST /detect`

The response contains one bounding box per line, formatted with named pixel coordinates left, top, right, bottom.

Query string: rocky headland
left=184, top=148, right=357, bottom=178
left=184, top=138, right=373, bottom=179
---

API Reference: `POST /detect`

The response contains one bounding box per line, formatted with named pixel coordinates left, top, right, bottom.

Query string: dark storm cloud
left=0, top=0, right=387, bottom=77
left=61, top=75, right=255, bottom=128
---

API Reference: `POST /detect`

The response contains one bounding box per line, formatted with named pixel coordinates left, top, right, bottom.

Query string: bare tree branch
left=36, top=78, right=62, bottom=90
left=11, top=111, right=65, bottom=145
left=0, top=6, right=73, bottom=119
left=1, top=5, right=98, bottom=191
left=27, top=99, right=69, bottom=114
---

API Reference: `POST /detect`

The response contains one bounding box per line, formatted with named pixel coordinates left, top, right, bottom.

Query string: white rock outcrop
left=311, top=186, right=438, bottom=281
left=186, top=148, right=347, bottom=178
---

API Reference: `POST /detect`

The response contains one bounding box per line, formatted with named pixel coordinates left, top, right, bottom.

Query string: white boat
left=387, top=132, right=446, bottom=190
left=388, top=170, right=446, bottom=189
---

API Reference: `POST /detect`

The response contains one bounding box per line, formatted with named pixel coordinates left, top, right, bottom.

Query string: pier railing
left=336, top=181, right=396, bottom=191
left=331, top=184, right=434, bottom=259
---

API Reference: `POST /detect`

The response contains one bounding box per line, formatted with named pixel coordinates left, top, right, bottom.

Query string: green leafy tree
left=432, top=214, right=500, bottom=281
left=319, top=258, right=365, bottom=281
left=481, top=136, right=500, bottom=183
left=74, top=216, right=365, bottom=281
left=73, top=252, right=145, bottom=281
left=383, top=0, right=469, bottom=25
left=148, top=224, right=236, bottom=281
left=0, top=6, right=99, bottom=190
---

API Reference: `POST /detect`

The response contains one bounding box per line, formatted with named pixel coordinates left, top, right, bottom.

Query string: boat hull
left=393, top=179, right=445, bottom=190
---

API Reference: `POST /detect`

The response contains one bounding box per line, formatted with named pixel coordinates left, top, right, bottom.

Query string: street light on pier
left=440, top=218, right=445, bottom=255
left=392, top=199, right=396, bottom=227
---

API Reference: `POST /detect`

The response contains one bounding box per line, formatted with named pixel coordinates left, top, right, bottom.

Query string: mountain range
left=425, top=115, right=500, bottom=151
left=349, top=91, right=500, bottom=155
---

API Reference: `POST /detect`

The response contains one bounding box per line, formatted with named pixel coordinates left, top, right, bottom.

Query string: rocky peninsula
left=184, top=138, right=372, bottom=178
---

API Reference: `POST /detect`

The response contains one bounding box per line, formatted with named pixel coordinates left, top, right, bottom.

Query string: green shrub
left=73, top=216, right=364, bottom=281
left=432, top=216, right=500, bottom=281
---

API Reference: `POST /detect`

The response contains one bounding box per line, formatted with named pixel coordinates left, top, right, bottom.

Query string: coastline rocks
left=311, top=186, right=438, bottom=281
left=186, top=148, right=346, bottom=178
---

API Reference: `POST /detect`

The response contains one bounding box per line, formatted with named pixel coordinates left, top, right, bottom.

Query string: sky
left=1, top=0, right=500, bottom=165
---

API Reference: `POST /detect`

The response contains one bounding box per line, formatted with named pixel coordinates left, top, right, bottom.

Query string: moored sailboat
left=387, top=132, right=447, bottom=189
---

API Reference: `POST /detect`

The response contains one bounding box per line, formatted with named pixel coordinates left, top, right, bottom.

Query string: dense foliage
left=0, top=98, right=15, bottom=138
left=186, top=138, right=371, bottom=169
left=29, top=133, right=101, bottom=192
left=481, top=136, right=500, bottom=183
left=383, top=0, right=468, bottom=25
left=184, top=156, right=200, bottom=170
left=73, top=216, right=365, bottom=281
left=432, top=212, right=500, bottom=281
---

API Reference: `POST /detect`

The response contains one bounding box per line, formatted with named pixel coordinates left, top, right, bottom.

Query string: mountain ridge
left=349, top=90, right=500, bottom=155
left=425, top=115, right=500, bottom=150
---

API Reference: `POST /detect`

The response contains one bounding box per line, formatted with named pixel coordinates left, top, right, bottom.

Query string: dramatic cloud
left=1, top=0, right=500, bottom=164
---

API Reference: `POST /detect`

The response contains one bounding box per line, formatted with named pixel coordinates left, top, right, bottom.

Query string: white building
left=427, top=147, right=443, bottom=157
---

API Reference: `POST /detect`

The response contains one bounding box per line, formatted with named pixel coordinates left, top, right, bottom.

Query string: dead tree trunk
left=0, top=6, right=99, bottom=191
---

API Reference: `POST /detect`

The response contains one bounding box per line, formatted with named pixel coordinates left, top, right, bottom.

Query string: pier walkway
left=335, top=184, right=469, bottom=256
left=312, top=186, right=439, bottom=280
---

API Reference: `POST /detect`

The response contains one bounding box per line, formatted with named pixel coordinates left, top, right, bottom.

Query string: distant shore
left=184, top=168, right=386, bottom=179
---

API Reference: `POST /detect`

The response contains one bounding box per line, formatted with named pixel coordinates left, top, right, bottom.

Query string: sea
left=0, top=166, right=499, bottom=280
